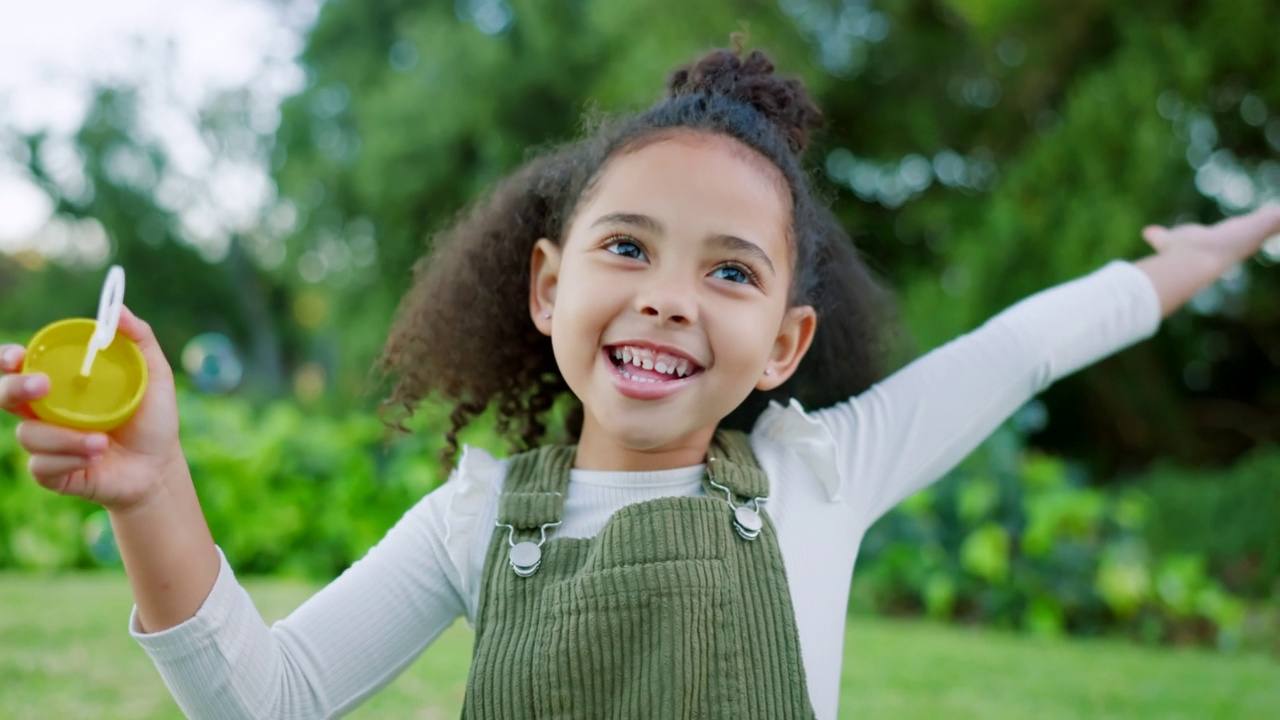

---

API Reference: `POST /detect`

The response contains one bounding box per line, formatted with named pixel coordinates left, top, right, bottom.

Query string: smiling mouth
left=604, top=345, right=704, bottom=383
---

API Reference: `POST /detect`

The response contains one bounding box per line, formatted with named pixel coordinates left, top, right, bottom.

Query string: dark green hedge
left=1135, top=446, right=1280, bottom=600
left=0, top=389, right=506, bottom=577
left=850, top=426, right=1274, bottom=651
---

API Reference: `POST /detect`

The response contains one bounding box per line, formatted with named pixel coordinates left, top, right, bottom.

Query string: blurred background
left=1, top=0, right=1279, bottom=713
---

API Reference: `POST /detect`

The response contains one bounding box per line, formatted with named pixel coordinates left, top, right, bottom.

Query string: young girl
left=3, top=46, right=1278, bottom=719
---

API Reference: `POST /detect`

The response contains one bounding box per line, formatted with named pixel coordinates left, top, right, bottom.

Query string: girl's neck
left=572, top=418, right=717, bottom=472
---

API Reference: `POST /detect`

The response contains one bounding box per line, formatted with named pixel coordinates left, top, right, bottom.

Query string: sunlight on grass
left=1, top=572, right=1276, bottom=718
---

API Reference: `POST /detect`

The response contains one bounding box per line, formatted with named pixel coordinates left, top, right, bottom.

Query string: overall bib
left=462, top=431, right=817, bottom=719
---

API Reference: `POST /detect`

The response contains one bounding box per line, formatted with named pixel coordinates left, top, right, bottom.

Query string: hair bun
left=667, top=46, right=823, bottom=154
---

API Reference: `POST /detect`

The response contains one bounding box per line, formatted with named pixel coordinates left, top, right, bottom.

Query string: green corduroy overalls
left=462, top=430, right=817, bottom=719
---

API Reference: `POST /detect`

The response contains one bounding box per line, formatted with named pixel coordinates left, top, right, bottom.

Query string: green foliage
left=881, top=1, right=1280, bottom=471
left=275, top=0, right=1280, bottom=473
left=6, top=1, right=1280, bottom=475
left=1, top=386, right=1270, bottom=651
left=0, top=389, right=509, bottom=578
left=852, top=425, right=1264, bottom=650
left=1133, top=446, right=1280, bottom=600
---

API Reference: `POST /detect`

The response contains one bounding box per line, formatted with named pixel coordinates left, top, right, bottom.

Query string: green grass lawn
left=2, top=572, right=1276, bottom=719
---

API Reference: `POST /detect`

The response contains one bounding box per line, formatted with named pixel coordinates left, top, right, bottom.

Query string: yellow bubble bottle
left=24, top=266, right=147, bottom=432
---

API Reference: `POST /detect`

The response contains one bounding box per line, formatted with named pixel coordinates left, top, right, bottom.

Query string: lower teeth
left=619, top=368, right=664, bottom=383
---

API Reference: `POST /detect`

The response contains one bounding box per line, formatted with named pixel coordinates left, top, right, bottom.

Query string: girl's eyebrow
left=710, top=233, right=776, bottom=276
left=590, top=211, right=776, bottom=275
left=591, top=212, right=663, bottom=234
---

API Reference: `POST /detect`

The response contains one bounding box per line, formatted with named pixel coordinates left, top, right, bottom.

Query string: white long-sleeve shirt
left=131, top=261, right=1162, bottom=720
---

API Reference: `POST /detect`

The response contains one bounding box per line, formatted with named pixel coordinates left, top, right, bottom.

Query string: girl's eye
left=711, top=263, right=756, bottom=285
left=605, top=237, right=646, bottom=260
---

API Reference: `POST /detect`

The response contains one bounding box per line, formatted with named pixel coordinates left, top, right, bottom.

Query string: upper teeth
left=612, top=346, right=693, bottom=377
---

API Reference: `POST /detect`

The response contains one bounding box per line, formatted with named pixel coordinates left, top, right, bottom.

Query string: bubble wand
left=80, top=265, right=125, bottom=378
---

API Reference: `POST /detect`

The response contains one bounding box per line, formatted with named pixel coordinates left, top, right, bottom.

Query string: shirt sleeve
left=130, top=480, right=469, bottom=720
left=812, top=260, right=1162, bottom=526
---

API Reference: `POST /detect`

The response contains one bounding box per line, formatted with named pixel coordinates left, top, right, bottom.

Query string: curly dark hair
left=378, top=44, right=894, bottom=466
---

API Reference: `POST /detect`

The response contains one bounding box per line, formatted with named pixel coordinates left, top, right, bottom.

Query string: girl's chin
left=579, top=419, right=717, bottom=460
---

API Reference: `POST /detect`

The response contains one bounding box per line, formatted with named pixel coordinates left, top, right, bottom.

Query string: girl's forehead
left=572, top=133, right=792, bottom=245
left=610, top=131, right=789, bottom=199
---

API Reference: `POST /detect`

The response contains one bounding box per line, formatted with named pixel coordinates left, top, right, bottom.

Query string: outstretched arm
left=812, top=205, right=1278, bottom=526
left=1136, top=205, right=1280, bottom=317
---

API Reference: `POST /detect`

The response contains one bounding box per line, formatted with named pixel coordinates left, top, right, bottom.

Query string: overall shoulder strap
left=497, top=444, right=574, bottom=530
left=708, top=429, right=770, bottom=500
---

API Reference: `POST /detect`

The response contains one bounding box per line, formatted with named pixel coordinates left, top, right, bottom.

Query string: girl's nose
left=636, top=278, right=698, bottom=325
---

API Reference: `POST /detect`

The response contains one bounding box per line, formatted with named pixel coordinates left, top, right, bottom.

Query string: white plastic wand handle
left=80, top=265, right=126, bottom=377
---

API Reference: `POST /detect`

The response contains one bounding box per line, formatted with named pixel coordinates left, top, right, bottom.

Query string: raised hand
left=1, top=306, right=187, bottom=511
left=1135, top=205, right=1280, bottom=318
left=1142, top=205, right=1280, bottom=265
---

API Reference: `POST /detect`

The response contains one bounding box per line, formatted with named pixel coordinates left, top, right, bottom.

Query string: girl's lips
left=601, top=348, right=698, bottom=401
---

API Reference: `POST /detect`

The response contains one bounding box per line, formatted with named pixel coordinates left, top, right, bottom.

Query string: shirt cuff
left=1107, top=259, right=1162, bottom=336
left=128, top=546, right=247, bottom=663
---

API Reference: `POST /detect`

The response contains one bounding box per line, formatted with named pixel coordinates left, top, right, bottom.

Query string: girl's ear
left=757, top=305, right=816, bottom=391
left=530, top=238, right=561, bottom=337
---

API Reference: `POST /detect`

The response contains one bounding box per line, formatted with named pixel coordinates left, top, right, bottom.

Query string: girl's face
left=530, top=132, right=816, bottom=470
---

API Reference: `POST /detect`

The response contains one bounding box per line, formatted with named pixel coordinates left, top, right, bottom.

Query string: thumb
left=112, top=305, right=181, bottom=448
left=1141, top=225, right=1169, bottom=251
left=117, top=306, right=174, bottom=383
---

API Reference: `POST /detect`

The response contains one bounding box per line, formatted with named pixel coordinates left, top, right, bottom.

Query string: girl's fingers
left=15, top=420, right=106, bottom=457
left=1204, top=205, right=1279, bottom=244
left=28, top=453, right=96, bottom=487
left=1141, top=225, right=1168, bottom=250
left=118, top=306, right=169, bottom=376
left=0, top=344, right=25, bottom=373
left=116, top=306, right=178, bottom=412
left=0, top=373, right=47, bottom=418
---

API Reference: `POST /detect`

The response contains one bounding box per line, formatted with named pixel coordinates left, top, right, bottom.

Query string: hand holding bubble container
left=1, top=266, right=188, bottom=514
left=23, top=266, right=149, bottom=431
left=3, top=266, right=217, bottom=631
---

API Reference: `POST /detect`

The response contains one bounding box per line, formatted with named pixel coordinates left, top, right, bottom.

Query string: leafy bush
left=2, top=386, right=1270, bottom=651
left=1133, top=446, right=1280, bottom=600
left=851, top=425, right=1263, bottom=650
left=0, top=388, right=508, bottom=577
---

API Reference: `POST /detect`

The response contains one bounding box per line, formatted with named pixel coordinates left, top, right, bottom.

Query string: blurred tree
left=273, top=0, right=1280, bottom=471
left=827, top=1, right=1280, bottom=472
left=4, top=0, right=1277, bottom=474
left=4, top=88, right=294, bottom=397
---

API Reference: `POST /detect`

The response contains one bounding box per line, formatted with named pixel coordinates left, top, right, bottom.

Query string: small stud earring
left=764, top=368, right=773, bottom=376
left=542, top=312, right=551, bottom=319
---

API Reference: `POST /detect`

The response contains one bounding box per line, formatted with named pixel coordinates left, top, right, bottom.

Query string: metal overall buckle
left=496, top=519, right=561, bottom=577
left=707, top=457, right=768, bottom=541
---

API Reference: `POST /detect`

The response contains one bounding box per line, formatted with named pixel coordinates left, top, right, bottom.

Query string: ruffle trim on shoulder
left=753, top=398, right=844, bottom=502
left=442, top=444, right=507, bottom=603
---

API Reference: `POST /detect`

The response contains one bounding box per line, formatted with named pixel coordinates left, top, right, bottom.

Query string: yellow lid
left=24, top=318, right=148, bottom=432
